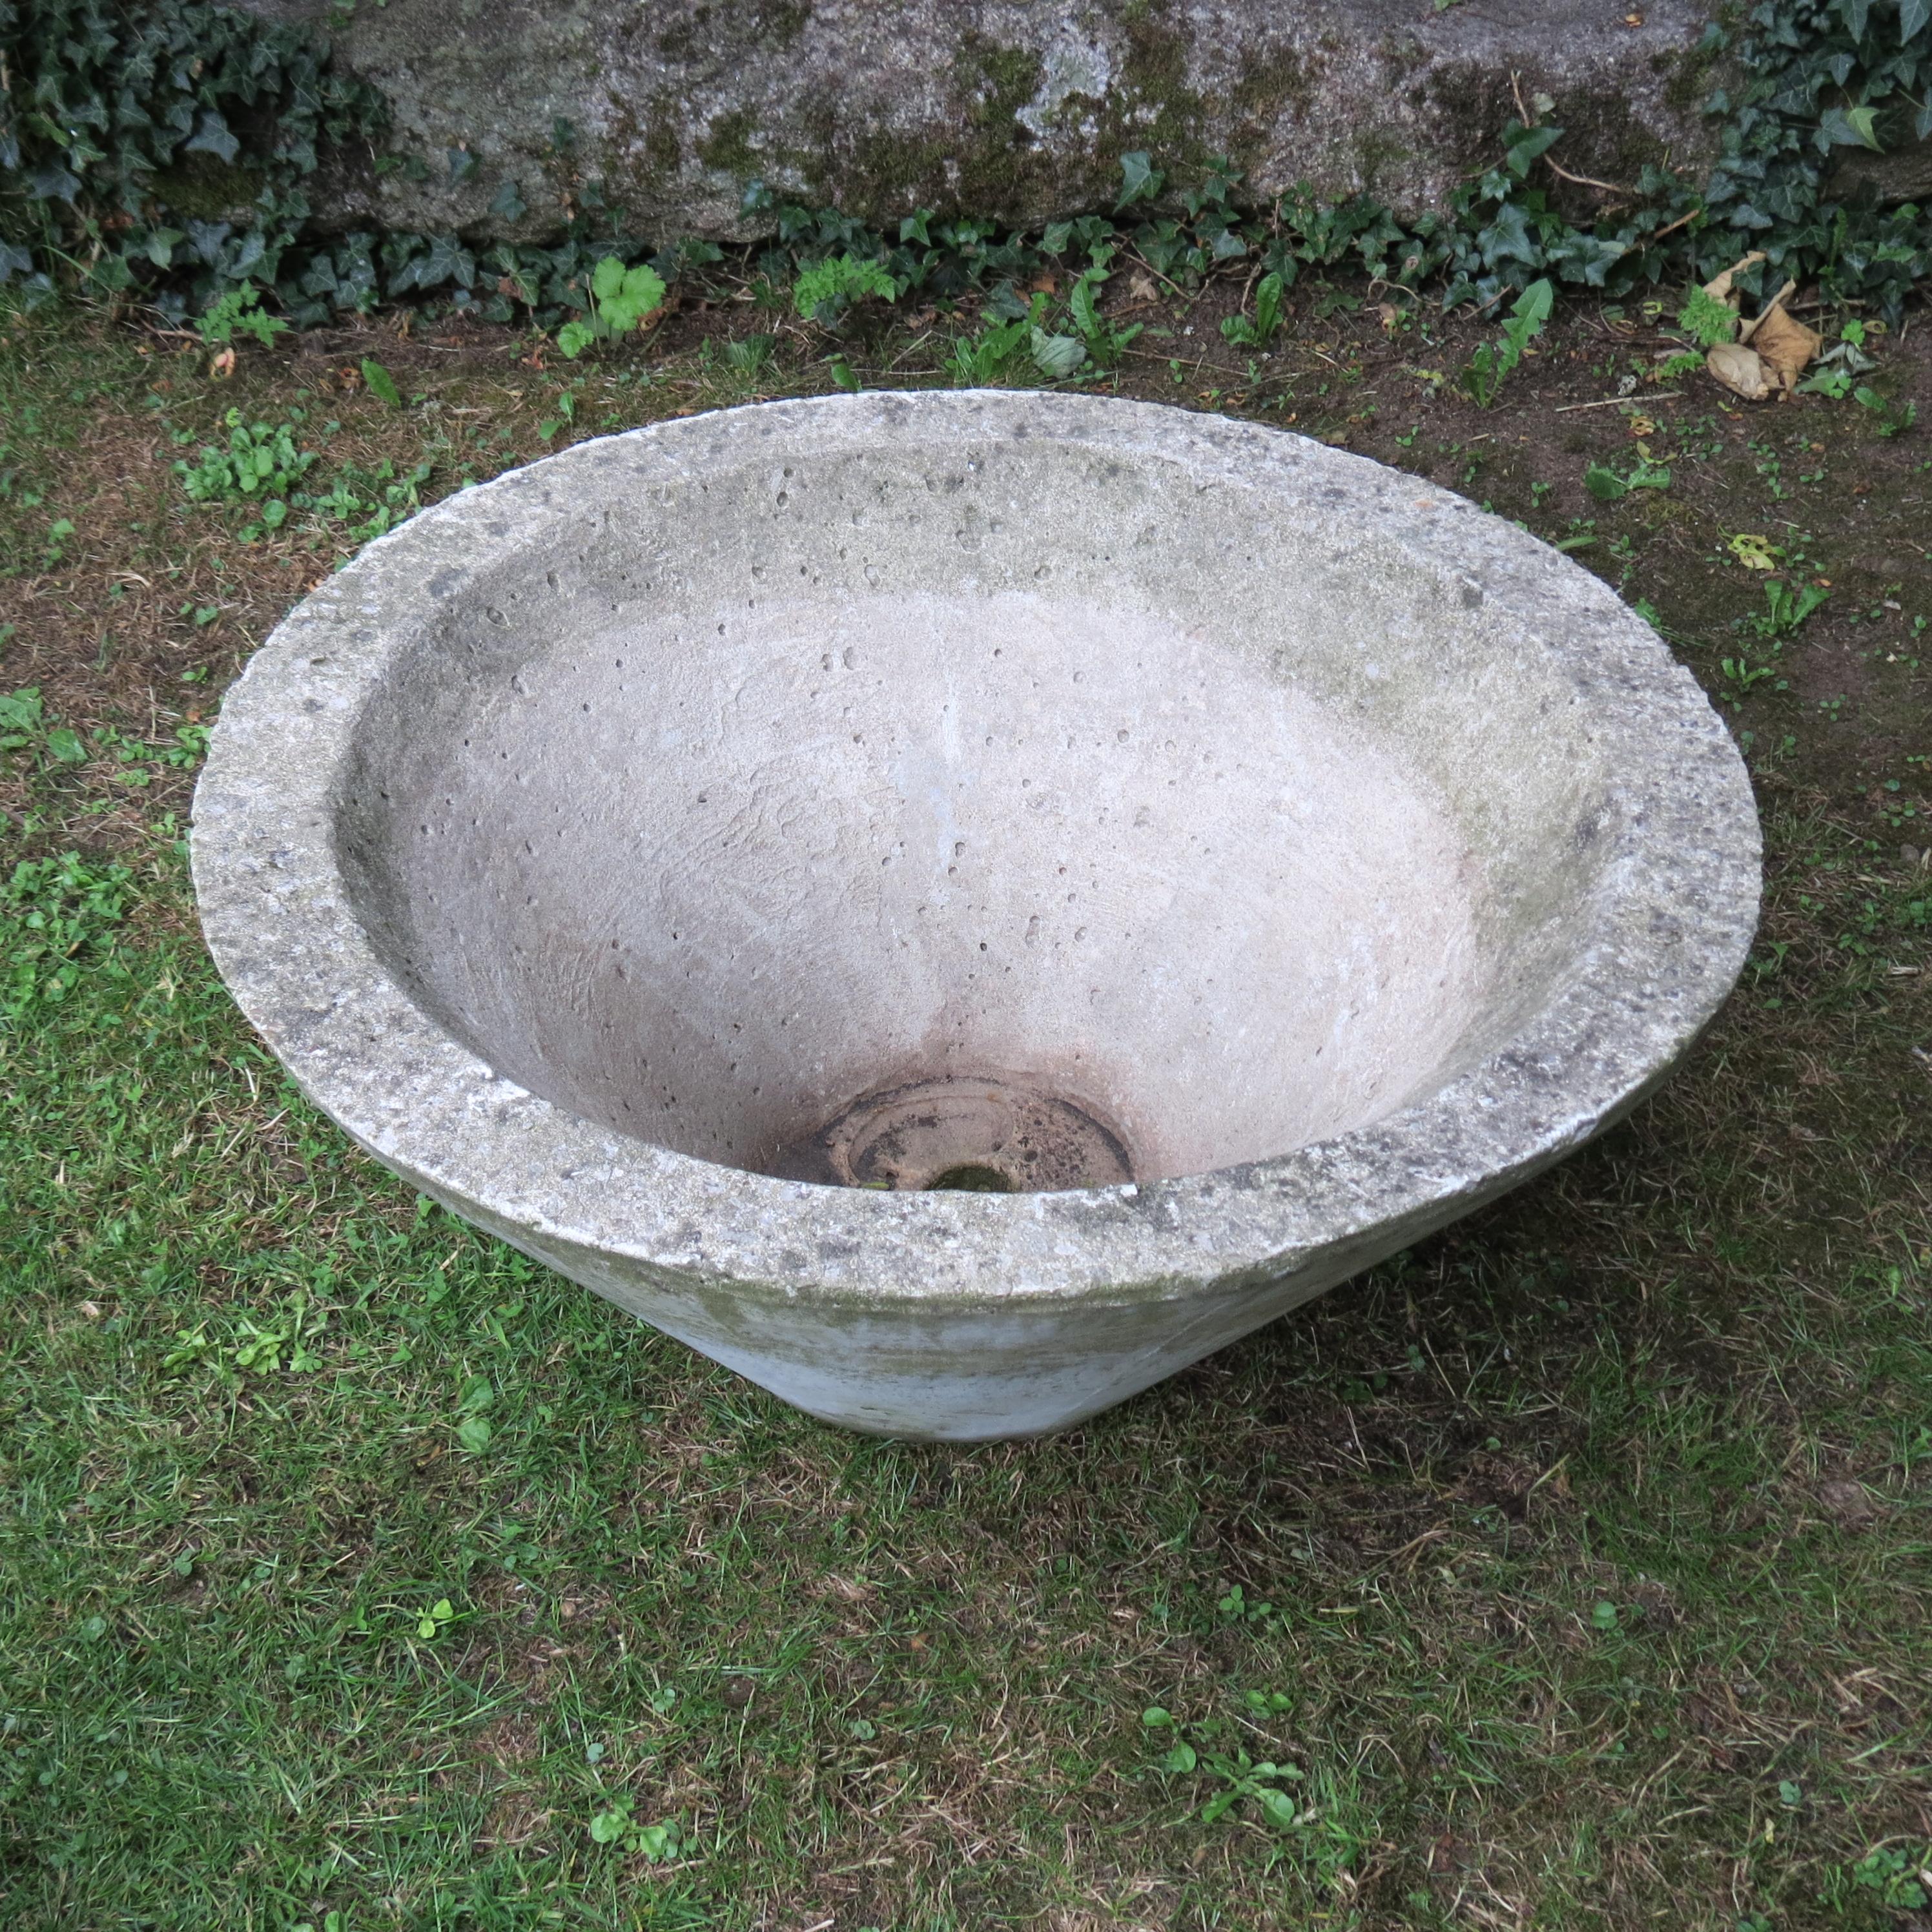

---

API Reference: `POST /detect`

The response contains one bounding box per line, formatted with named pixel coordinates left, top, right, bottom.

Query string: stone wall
left=237, top=0, right=1721, bottom=242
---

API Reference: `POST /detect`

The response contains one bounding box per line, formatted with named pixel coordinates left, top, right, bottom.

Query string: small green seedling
left=1, top=851, right=132, bottom=1015
left=792, top=253, right=896, bottom=329
left=1221, top=271, right=1286, bottom=349
left=1747, top=577, right=1829, bottom=638
left=195, top=285, right=289, bottom=350
left=173, top=409, right=316, bottom=531
left=1849, top=1845, right=1929, bottom=1910
left=0, top=686, right=45, bottom=753
left=588, top=1798, right=687, bottom=1862
left=1068, top=262, right=1142, bottom=367
left=414, top=1598, right=457, bottom=1641
left=1676, top=284, right=1737, bottom=350
left=1461, top=279, right=1554, bottom=408
left=1144, top=1703, right=1307, bottom=1828
left=1585, top=457, right=1672, bottom=501
left=722, top=334, right=776, bottom=378
left=558, top=257, right=668, bottom=358
left=1854, top=386, right=1916, bottom=437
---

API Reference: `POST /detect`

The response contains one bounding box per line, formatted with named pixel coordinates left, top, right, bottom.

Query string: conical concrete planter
left=192, top=393, right=1760, bottom=1440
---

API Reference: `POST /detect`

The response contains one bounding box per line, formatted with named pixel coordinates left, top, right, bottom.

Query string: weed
left=1585, top=456, right=1672, bottom=500
left=173, top=408, right=316, bottom=533
left=1, top=851, right=131, bottom=1016
left=946, top=303, right=1040, bottom=385
left=792, top=253, right=896, bottom=329
left=194, top=287, right=290, bottom=351
left=589, top=1798, right=690, bottom=1862
left=1067, top=260, right=1143, bottom=367
left=1461, top=278, right=1553, bottom=407
left=1854, top=385, right=1917, bottom=436
left=1220, top=271, right=1287, bottom=349
left=1676, top=284, right=1737, bottom=349
left=0, top=687, right=83, bottom=765
left=360, top=358, right=402, bottom=407
left=721, top=334, right=777, bottom=380
left=557, top=257, right=668, bottom=358
left=1746, top=577, right=1830, bottom=638
left=1849, top=1845, right=1931, bottom=1910
left=307, top=458, right=433, bottom=544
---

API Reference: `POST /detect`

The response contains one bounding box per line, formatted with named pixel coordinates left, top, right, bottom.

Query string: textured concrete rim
left=190, top=391, right=1762, bottom=1317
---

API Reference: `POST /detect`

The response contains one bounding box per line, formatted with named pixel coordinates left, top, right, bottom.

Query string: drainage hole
left=924, top=1163, right=1014, bottom=1193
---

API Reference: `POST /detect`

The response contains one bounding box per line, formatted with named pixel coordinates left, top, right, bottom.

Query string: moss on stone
left=1115, top=6, right=1209, bottom=172
left=149, top=152, right=267, bottom=222
left=960, top=39, right=1044, bottom=131
left=657, top=1, right=812, bottom=63
left=1229, top=43, right=1317, bottom=127
left=699, top=109, right=761, bottom=177
left=1350, top=130, right=1419, bottom=200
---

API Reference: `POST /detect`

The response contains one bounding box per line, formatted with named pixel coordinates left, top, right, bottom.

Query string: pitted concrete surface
left=192, top=393, right=1761, bottom=1440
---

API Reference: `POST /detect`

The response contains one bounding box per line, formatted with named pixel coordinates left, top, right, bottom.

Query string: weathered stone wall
left=238, top=0, right=1721, bottom=241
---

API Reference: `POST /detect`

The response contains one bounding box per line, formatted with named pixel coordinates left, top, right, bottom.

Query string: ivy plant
left=3, top=0, right=1930, bottom=336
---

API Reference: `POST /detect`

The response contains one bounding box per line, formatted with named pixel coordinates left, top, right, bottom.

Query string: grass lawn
left=1, top=274, right=1929, bottom=1931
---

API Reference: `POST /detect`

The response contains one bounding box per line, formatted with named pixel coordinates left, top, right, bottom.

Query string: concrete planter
left=192, top=393, right=1760, bottom=1439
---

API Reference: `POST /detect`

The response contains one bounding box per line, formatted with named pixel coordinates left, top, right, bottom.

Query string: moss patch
left=148, top=153, right=268, bottom=223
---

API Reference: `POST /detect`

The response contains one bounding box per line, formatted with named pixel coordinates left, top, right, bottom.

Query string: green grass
left=1, top=292, right=1929, bottom=1929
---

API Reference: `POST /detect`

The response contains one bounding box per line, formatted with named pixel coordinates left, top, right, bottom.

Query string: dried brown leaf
left=1737, top=278, right=1798, bottom=344
left=1750, top=303, right=1822, bottom=391
left=1707, top=342, right=1773, bottom=401
left=1703, top=250, right=1767, bottom=305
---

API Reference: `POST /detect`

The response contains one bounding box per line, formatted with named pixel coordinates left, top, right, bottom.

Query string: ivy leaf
left=983, top=281, right=1031, bottom=322
left=447, top=147, right=477, bottom=183
left=183, top=111, right=241, bottom=166
left=409, top=234, right=476, bottom=291
left=29, top=163, right=83, bottom=203
left=1904, top=0, right=1931, bottom=41
left=1818, top=104, right=1882, bottom=150
left=1479, top=201, right=1540, bottom=267
left=489, top=178, right=527, bottom=223
left=1115, top=150, right=1164, bottom=211
left=1501, top=121, right=1564, bottom=178
left=1837, top=0, right=1871, bottom=39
